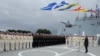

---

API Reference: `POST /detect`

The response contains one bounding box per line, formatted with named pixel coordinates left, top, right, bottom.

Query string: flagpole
left=77, top=0, right=79, bottom=19
left=77, top=0, right=81, bottom=52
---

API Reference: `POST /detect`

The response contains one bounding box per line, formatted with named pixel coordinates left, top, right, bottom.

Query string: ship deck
left=0, top=44, right=100, bottom=56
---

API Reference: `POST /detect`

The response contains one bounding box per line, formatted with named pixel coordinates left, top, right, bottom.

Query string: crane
left=61, top=21, right=73, bottom=28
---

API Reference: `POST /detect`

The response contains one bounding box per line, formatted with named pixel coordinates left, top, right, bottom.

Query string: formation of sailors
left=32, top=34, right=66, bottom=48
left=0, top=31, right=66, bottom=51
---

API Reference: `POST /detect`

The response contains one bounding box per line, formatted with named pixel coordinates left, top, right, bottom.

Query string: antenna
left=84, top=13, right=87, bottom=18
left=90, top=9, right=93, bottom=18
left=75, top=16, right=79, bottom=21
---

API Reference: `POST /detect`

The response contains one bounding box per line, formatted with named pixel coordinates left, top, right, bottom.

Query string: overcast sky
left=0, top=0, right=100, bottom=34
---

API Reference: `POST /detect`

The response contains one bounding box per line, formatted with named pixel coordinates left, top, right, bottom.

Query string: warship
left=59, top=13, right=100, bottom=36
left=59, top=7, right=100, bottom=36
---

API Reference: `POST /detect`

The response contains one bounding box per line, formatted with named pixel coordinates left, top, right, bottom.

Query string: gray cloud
left=0, top=0, right=100, bottom=34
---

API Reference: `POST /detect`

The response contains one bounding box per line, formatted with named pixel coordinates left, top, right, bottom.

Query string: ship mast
left=96, top=0, right=99, bottom=18
left=75, top=0, right=80, bottom=21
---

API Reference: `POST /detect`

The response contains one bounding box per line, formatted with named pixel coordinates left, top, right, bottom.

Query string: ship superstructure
left=74, top=13, right=100, bottom=36
left=60, top=9, right=100, bottom=36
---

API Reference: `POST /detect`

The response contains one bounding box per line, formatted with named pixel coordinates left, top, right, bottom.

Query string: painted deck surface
left=0, top=44, right=100, bottom=56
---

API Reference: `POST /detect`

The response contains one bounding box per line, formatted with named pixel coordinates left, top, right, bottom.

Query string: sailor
left=84, top=36, right=89, bottom=53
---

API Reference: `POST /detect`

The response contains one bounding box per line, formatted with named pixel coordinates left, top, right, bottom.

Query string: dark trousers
left=85, top=45, right=88, bottom=53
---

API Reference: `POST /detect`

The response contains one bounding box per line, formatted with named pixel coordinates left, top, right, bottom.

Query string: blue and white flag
left=41, top=2, right=57, bottom=10
left=41, top=1, right=69, bottom=10
left=54, top=1, right=69, bottom=9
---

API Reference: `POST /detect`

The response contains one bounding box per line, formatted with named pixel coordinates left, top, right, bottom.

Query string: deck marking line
left=48, top=46, right=96, bottom=56
left=18, top=49, right=59, bottom=56
left=18, top=46, right=96, bottom=56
